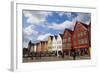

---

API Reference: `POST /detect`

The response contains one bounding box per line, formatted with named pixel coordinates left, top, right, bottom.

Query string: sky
left=22, top=10, right=91, bottom=48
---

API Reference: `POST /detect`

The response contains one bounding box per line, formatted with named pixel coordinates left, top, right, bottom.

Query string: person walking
left=71, top=49, right=76, bottom=60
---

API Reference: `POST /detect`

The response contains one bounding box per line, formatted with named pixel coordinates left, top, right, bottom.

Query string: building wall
left=30, top=45, right=34, bottom=53
left=41, top=41, right=44, bottom=52
left=56, top=34, right=62, bottom=51
left=52, top=36, right=57, bottom=51
left=73, top=22, right=90, bottom=49
left=36, top=43, right=41, bottom=52
left=47, top=36, right=53, bottom=52
left=62, top=29, right=72, bottom=52
left=34, top=44, right=37, bottom=52
left=45, top=41, right=48, bottom=52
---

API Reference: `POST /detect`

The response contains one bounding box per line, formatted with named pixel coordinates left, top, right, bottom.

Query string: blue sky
left=22, top=10, right=91, bottom=48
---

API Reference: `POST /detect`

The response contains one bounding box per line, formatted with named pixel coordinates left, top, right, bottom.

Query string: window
left=84, top=31, right=87, bottom=36
left=80, top=32, right=84, bottom=37
left=82, top=39, right=85, bottom=44
left=65, top=43, right=71, bottom=48
left=78, top=39, right=84, bottom=44
left=59, top=46, right=61, bottom=48
left=67, top=37, right=71, bottom=42
left=63, top=43, right=67, bottom=48
left=63, top=39, right=66, bottom=43
left=59, top=41, right=61, bottom=44
left=84, top=38, right=88, bottom=44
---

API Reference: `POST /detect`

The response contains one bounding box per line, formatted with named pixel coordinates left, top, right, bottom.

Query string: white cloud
left=77, top=13, right=91, bottom=25
left=23, top=11, right=53, bottom=25
left=48, top=20, right=76, bottom=30
left=23, top=11, right=44, bottom=25
left=57, top=12, right=72, bottom=17
left=23, top=25, right=39, bottom=48
left=56, top=12, right=64, bottom=16
left=39, top=11, right=53, bottom=17
left=37, top=33, right=52, bottom=41
left=23, top=25, right=38, bottom=36
left=23, top=41, right=28, bottom=48
left=23, top=11, right=32, bottom=17
left=64, top=12, right=72, bottom=18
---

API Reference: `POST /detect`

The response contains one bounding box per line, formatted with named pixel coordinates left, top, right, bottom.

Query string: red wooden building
left=62, top=28, right=73, bottom=55
left=72, top=21, right=90, bottom=55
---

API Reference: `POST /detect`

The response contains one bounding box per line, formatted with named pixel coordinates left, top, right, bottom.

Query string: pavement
left=23, top=55, right=90, bottom=63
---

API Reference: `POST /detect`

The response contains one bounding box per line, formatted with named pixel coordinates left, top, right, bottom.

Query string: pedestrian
left=73, top=52, right=76, bottom=60
left=62, top=52, right=64, bottom=58
left=71, top=49, right=76, bottom=60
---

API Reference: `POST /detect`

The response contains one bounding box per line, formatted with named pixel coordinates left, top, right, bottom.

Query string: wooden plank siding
left=62, top=29, right=73, bottom=53
left=72, top=21, right=90, bottom=49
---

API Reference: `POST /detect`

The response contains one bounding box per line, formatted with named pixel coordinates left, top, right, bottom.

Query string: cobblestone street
left=23, top=55, right=90, bottom=63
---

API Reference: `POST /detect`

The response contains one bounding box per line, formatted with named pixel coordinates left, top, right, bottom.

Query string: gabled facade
left=30, top=44, right=34, bottom=53
left=28, top=40, right=32, bottom=56
left=41, top=41, right=45, bottom=53
left=72, top=21, right=90, bottom=56
left=52, top=35, right=57, bottom=52
left=40, top=41, right=48, bottom=53
left=47, top=36, right=53, bottom=52
left=73, top=21, right=89, bottom=49
left=36, top=42, right=41, bottom=53
left=56, top=34, right=63, bottom=56
left=62, top=29, right=72, bottom=55
left=29, top=43, right=37, bottom=53
left=44, top=41, right=48, bottom=52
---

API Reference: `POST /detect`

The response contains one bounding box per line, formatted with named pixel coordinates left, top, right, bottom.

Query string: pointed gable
left=59, top=34, right=63, bottom=39
left=63, top=28, right=73, bottom=38
left=55, top=35, right=58, bottom=40
left=74, top=21, right=88, bottom=31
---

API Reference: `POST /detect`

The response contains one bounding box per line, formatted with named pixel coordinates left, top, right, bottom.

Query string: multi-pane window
left=59, top=41, right=61, bottom=44
left=63, top=43, right=67, bottom=48
left=78, top=39, right=83, bottom=44
left=78, top=38, right=88, bottom=45
left=65, top=43, right=71, bottom=48
left=63, top=39, right=66, bottom=43
left=67, top=37, right=71, bottom=42
left=84, top=38, right=88, bottom=44
left=84, top=31, right=87, bottom=36
left=81, top=39, right=84, bottom=44
left=59, top=46, right=61, bottom=48
left=80, top=32, right=82, bottom=37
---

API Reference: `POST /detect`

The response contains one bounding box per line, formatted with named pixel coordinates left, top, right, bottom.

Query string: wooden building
left=62, top=28, right=73, bottom=56
left=52, top=35, right=57, bottom=53
left=47, top=36, right=53, bottom=52
left=40, top=41, right=48, bottom=53
left=28, top=40, right=32, bottom=56
left=40, top=41, right=45, bottom=53
left=44, top=41, right=48, bottom=52
left=36, top=42, right=41, bottom=53
left=30, top=43, right=37, bottom=53
left=56, top=34, right=63, bottom=56
left=72, top=21, right=90, bottom=55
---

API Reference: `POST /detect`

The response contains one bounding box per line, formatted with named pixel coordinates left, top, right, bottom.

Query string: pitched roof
left=28, top=40, right=32, bottom=45
left=59, top=34, right=63, bottom=39
left=54, top=35, right=58, bottom=39
left=63, top=28, right=73, bottom=34
left=49, top=36, right=53, bottom=40
left=74, top=21, right=89, bottom=31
